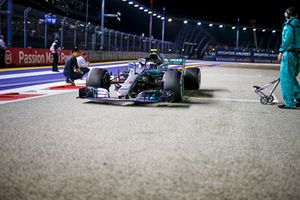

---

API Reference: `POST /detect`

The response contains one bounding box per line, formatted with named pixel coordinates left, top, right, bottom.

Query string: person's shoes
left=66, top=78, right=75, bottom=86
left=278, top=104, right=296, bottom=109
left=52, top=70, right=60, bottom=72
left=296, top=100, right=300, bottom=107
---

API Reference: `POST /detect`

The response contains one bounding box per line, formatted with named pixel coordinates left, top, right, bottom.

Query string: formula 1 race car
left=78, top=51, right=201, bottom=103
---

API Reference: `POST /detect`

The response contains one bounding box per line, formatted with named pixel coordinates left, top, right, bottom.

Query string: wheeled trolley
left=253, top=78, right=280, bottom=104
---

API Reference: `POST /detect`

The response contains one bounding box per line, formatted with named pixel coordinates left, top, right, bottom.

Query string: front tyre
left=86, top=68, right=110, bottom=90
left=163, top=70, right=183, bottom=102
left=184, top=67, right=201, bottom=90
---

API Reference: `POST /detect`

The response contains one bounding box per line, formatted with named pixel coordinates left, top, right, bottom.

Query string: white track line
left=0, top=80, right=86, bottom=105
left=0, top=71, right=60, bottom=79
left=0, top=79, right=64, bottom=87
left=0, top=63, right=128, bottom=80
left=189, top=97, right=260, bottom=103
left=0, top=90, right=67, bottom=105
left=0, top=79, right=85, bottom=94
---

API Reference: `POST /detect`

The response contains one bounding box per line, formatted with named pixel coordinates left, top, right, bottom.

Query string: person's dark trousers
left=52, top=53, right=59, bottom=71
left=64, top=67, right=90, bottom=81
left=0, top=48, right=5, bottom=67
left=80, top=67, right=90, bottom=77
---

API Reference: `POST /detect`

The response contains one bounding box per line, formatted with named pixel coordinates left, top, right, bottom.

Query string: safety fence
left=203, top=48, right=280, bottom=63
left=3, top=48, right=178, bottom=67
left=0, top=4, right=175, bottom=53
left=0, top=2, right=282, bottom=60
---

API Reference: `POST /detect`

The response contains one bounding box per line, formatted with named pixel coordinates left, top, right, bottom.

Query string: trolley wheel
left=268, top=95, right=274, bottom=103
left=260, top=97, right=269, bottom=105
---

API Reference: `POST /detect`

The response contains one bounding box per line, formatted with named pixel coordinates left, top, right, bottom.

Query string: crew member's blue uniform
left=279, top=17, right=300, bottom=108
left=63, top=55, right=89, bottom=82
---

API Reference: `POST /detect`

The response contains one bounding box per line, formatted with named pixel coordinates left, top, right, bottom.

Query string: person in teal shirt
left=277, top=7, right=300, bottom=109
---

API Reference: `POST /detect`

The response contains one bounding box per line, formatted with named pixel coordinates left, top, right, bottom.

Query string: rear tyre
left=86, top=68, right=110, bottom=90
left=163, top=70, right=183, bottom=102
left=184, top=67, right=201, bottom=90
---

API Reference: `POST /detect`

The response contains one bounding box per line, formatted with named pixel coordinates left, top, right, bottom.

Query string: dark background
left=12, top=0, right=300, bottom=44
left=136, top=0, right=299, bottom=28
left=105, top=0, right=299, bottom=41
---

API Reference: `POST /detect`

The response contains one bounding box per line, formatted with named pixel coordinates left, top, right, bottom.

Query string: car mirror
left=138, top=58, right=146, bottom=64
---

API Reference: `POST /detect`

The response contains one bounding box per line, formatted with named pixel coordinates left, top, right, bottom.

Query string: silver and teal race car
left=78, top=52, right=201, bottom=103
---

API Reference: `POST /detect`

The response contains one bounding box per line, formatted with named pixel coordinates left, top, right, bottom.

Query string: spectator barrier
left=204, top=49, right=279, bottom=63
left=3, top=48, right=178, bottom=67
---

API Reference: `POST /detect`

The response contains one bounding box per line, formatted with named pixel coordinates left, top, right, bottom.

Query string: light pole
left=139, top=35, right=143, bottom=51
left=133, top=35, right=136, bottom=51
left=85, top=0, right=88, bottom=49
left=249, top=19, right=258, bottom=48
left=6, top=0, right=11, bottom=47
left=100, top=0, right=105, bottom=50
left=149, top=0, right=153, bottom=51
left=0, top=0, right=6, bottom=35
left=236, top=17, right=240, bottom=49
left=74, top=20, right=80, bottom=46
left=127, top=33, right=130, bottom=51
left=114, top=31, right=118, bottom=51
left=23, top=7, right=31, bottom=48
left=92, top=25, right=99, bottom=50
left=161, top=7, right=165, bottom=53
left=120, top=32, right=124, bottom=51
left=44, top=14, right=50, bottom=48
left=108, top=29, right=113, bottom=51
left=60, top=17, right=67, bottom=49
left=44, top=18, right=47, bottom=48
left=100, top=0, right=120, bottom=51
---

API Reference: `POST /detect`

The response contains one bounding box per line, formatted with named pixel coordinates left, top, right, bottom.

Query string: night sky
left=12, top=0, right=300, bottom=45
left=135, top=0, right=299, bottom=28
left=104, top=0, right=299, bottom=41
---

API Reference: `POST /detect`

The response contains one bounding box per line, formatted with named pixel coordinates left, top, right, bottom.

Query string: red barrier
left=4, top=48, right=72, bottom=67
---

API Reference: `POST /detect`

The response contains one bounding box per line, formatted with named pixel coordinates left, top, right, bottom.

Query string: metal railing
left=0, top=4, right=175, bottom=53
left=0, top=3, right=281, bottom=60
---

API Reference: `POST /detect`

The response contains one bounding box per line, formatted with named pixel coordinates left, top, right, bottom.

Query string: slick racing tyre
left=86, top=68, right=110, bottom=90
left=184, top=67, right=201, bottom=90
left=163, top=70, right=183, bottom=102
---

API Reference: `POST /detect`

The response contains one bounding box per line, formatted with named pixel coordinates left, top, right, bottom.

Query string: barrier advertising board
left=205, top=49, right=279, bottom=63
left=4, top=48, right=72, bottom=67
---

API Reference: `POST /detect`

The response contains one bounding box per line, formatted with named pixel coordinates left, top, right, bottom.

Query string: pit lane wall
left=204, top=49, right=279, bottom=63
left=3, top=48, right=178, bottom=67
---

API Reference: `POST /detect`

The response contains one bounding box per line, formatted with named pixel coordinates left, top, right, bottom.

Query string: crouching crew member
left=63, top=47, right=89, bottom=86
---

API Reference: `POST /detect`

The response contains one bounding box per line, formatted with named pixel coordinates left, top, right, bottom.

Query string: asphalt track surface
left=0, top=61, right=300, bottom=200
